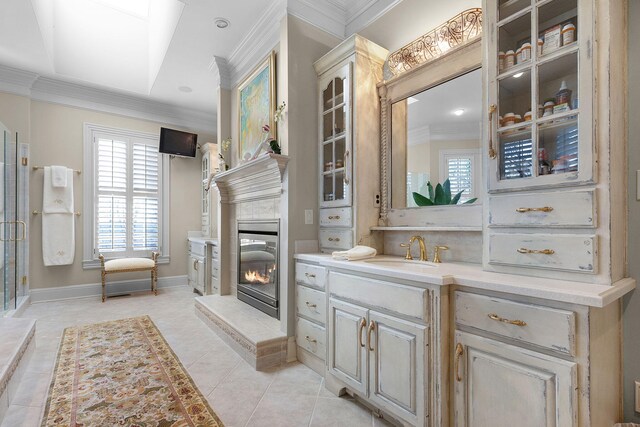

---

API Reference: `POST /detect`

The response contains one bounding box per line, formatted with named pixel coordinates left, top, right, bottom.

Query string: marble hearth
left=198, top=153, right=292, bottom=370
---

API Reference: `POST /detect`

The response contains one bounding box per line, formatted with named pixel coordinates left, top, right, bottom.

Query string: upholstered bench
left=99, top=252, right=159, bottom=302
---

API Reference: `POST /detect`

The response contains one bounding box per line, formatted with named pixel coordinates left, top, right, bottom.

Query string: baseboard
left=30, top=275, right=188, bottom=303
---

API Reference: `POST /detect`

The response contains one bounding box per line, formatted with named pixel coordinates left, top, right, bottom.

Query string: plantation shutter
left=501, top=138, right=533, bottom=179
left=446, top=157, right=473, bottom=201
left=96, top=137, right=160, bottom=256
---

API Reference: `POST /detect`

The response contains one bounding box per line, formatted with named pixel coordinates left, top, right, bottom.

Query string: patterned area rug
left=41, top=316, right=223, bottom=427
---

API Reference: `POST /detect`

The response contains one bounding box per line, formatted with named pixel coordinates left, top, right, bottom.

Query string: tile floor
left=2, top=285, right=393, bottom=427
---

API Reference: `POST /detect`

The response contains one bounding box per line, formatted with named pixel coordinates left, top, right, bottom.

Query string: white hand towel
left=332, top=245, right=377, bottom=261
left=42, top=213, right=74, bottom=266
left=43, top=167, right=73, bottom=213
left=50, top=165, right=67, bottom=188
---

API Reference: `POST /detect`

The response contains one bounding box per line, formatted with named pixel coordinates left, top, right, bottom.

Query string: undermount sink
left=363, top=259, right=437, bottom=269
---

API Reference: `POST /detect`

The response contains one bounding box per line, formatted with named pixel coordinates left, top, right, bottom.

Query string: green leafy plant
left=412, top=179, right=477, bottom=206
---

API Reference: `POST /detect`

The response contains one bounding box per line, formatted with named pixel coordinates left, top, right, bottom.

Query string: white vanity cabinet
left=209, top=241, right=219, bottom=295
left=314, top=35, right=388, bottom=252
left=326, top=271, right=431, bottom=427
left=200, top=143, right=218, bottom=238
left=187, top=239, right=206, bottom=294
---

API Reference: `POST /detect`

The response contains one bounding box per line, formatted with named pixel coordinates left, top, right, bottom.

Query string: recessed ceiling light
left=453, top=108, right=465, bottom=116
left=214, top=18, right=230, bottom=29
left=513, top=72, right=524, bottom=78
left=407, top=96, right=419, bottom=104
left=178, top=86, right=192, bottom=93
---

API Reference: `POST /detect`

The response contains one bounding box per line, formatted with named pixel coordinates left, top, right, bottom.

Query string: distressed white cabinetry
left=187, top=239, right=206, bottom=294
left=209, top=241, right=219, bottom=295
left=200, top=143, right=218, bottom=238
left=294, top=261, right=328, bottom=375
left=314, top=35, right=388, bottom=252
left=326, top=271, right=432, bottom=427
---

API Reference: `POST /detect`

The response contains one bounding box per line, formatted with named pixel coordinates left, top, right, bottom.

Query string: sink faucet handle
left=400, top=243, right=413, bottom=260
left=433, top=245, right=449, bottom=263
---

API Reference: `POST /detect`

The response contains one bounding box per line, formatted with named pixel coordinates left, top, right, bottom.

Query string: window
left=83, top=124, right=169, bottom=268
left=500, top=137, right=533, bottom=180
left=439, top=149, right=482, bottom=203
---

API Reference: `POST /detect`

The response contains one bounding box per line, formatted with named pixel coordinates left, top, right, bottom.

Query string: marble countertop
left=188, top=236, right=218, bottom=245
left=294, top=253, right=635, bottom=308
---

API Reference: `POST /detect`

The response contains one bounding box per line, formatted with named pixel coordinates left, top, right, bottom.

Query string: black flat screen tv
left=159, top=127, right=197, bottom=158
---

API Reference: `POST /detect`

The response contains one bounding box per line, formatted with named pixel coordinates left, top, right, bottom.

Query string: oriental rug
left=41, top=315, right=223, bottom=427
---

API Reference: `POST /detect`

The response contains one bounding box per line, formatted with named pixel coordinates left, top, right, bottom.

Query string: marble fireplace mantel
left=214, top=153, right=289, bottom=204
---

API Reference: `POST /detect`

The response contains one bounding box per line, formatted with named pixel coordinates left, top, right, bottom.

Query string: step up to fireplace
left=195, top=295, right=288, bottom=370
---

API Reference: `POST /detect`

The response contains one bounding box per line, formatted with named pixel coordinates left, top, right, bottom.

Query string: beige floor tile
left=207, top=380, right=268, bottom=427
left=0, top=404, right=43, bottom=427
left=267, top=362, right=323, bottom=396
left=310, top=397, right=373, bottom=427
left=10, top=371, right=51, bottom=407
left=245, top=392, right=317, bottom=427
left=187, top=350, right=241, bottom=395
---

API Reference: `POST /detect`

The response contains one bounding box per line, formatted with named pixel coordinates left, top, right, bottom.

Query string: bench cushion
left=104, top=258, right=155, bottom=272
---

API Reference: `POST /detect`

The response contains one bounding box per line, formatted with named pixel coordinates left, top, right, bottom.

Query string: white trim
left=227, top=0, right=286, bottom=87
left=29, top=276, right=188, bottom=303
left=82, top=123, right=171, bottom=268
left=0, top=65, right=215, bottom=133
left=438, top=148, right=482, bottom=202
left=345, top=0, right=403, bottom=35
left=286, top=0, right=347, bottom=39
left=209, top=56, right=231, bottom=90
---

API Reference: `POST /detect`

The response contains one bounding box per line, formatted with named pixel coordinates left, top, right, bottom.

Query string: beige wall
left=0, top=93, right=211, bottom=289
left=624, top=0, right=640, bottom=422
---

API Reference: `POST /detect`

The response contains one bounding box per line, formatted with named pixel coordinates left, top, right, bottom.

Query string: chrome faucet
left=400, top=235, right=428, bottom=261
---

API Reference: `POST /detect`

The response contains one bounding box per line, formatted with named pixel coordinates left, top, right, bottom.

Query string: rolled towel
left=332, top=245, right=377, bottom=261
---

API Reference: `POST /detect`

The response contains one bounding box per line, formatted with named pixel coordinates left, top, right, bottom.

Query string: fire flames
left=244, top=269, right=272, bottom=285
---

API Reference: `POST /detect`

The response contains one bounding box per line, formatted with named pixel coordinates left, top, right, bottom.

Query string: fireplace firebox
left=237, top=221, right=279, bottom=319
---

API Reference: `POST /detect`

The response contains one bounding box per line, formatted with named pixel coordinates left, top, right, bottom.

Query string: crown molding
left=210, top=56, right=231, bottom=90
left=0, top=64, right=215, bottom=133
left=286, top=0, right=347, bottom=39
left=227, top=0, right=287, bottom=88
left=346, top=0, right=403, bottom=35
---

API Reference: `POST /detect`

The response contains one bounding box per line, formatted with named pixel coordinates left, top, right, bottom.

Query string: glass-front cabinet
left=319, top=63, right=351, bottom=208
left=487, top=0, right=592, bottom=191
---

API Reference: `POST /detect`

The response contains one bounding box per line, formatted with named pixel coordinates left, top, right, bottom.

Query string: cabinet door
left=319, top=62, right=352, bottom=208
left=487, top=0, right=593, bottom=191
left=328, top=297, right=367, bottom=394
left=187, top=255, right=197, bottom=286
left=454, top=331, right=576, bottom=427
left=196, top=256, right=205, bottom=293
left=368, top=311, right=428, bottom=426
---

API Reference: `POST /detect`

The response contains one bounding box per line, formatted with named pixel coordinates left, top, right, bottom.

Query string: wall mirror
left=378, top=38, right=483, bottom=228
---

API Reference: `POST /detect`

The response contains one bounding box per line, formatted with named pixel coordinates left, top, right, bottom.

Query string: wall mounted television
left=159, top=127, right=198, bottom=158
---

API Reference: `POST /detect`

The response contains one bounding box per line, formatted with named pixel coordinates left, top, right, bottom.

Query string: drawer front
left=296, top=286, right=326, bottom=325
left=188, top=241, right=206, bottom=257
left=455, top=292, right=576, bottom=356
left=489, top=190, right=595, bottom=228
left=211, top=264, right=219, bottom=279
left=319, top=229, right=353, bottom=250
left=296, top=317, right=326, bottom=360
left=295, top=263, right=327, bottom=290
left=211, top=277, right=219, bottom=294
left=330, top=271, right=429, bottom=321
left=212, top=245, right=219, bottom=260
left=319, top=208, right=352, bottom=227
left=488, top=233, right=596, bottom=273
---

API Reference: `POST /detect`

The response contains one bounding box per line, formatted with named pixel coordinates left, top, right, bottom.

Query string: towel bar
left=32, top=166, right=81, bottom=174
left=32, top=210, right=81, bottom=216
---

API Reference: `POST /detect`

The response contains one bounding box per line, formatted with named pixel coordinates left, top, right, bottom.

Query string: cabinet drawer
left=296, top=317, right=326, bottom=360
left=296, top=286, right=326, bottom=325
left=211, top=264, right=219, bottom=279
left=320, top=208, right=352, bottom=227
left=488, top=233, right=596, bottom=273
left=295, top=263, right=327, bottom=290
left=319, top=229, right=353, bottom=250
left=455, top=292, right=576, bottom=356
left=489, top=190, right=595, bottom=228
left=188, top=240, right=206, bottom=257
left=330, top=271, right=429, bottom=321
left=211, top=277, right=219, bottom=294
left=212, top=245, right=219, bottom=259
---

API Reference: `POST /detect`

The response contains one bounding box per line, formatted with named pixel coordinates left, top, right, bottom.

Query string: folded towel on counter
left=43, top=166, right=74, bottom=213
left=332, top=245, right=377, bottom=261
left=50, top=165, right=67, bottom=188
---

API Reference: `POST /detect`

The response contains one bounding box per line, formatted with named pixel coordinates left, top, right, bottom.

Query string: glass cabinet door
left=489, top=0, right=591, bottom=191
left=319, top=63, right=352, bottom=207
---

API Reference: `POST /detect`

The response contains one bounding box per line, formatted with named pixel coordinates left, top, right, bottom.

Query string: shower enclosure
left=1, top=121, right=29, bottom=316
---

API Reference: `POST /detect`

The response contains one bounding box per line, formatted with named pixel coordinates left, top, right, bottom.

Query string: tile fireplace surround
left=196, top=154, right=294, bottom=370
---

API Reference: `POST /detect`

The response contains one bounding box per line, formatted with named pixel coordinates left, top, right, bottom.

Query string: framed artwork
left=238, top=51, right=276, bottom=160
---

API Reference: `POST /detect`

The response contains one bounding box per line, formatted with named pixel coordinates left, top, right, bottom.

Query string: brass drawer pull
left=517, top=248, right=555, bottom=255
left=305, top=335, right=317, bottom=343
left=358, top=318, right=366, bottom=348
left=367, top=320, right=376, bottom=352
left=455, top=343, right=464, bottom=382
left=488, top=313, right=527, bottom=327
left=515, top=206, right=554, bottom=213
left=305, top=301, right=317, bottom=309
left=328, top=215, right=341, bottom=220
left=328, top=237, right=341, bottom=242
left=304, top=272, right=316, bottom=278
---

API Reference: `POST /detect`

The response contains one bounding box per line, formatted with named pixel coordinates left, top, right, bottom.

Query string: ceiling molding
left=286, top=0, right=347, bottom=38
left=0, top=64, right=215, bottom=133
left=227, top=0, right=287, bottom=88
left=210, top=56, right=231, bottom=90
left=346, top=0, right=403, bottom=35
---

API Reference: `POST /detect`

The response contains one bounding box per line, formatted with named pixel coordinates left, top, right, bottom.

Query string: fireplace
left=237, top=221, right=279, bottom=319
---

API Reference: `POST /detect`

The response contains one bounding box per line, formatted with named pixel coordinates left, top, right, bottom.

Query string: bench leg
left=153, top=266, right=158, bottom=295
left=101, top=271, right=106, bottom=302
